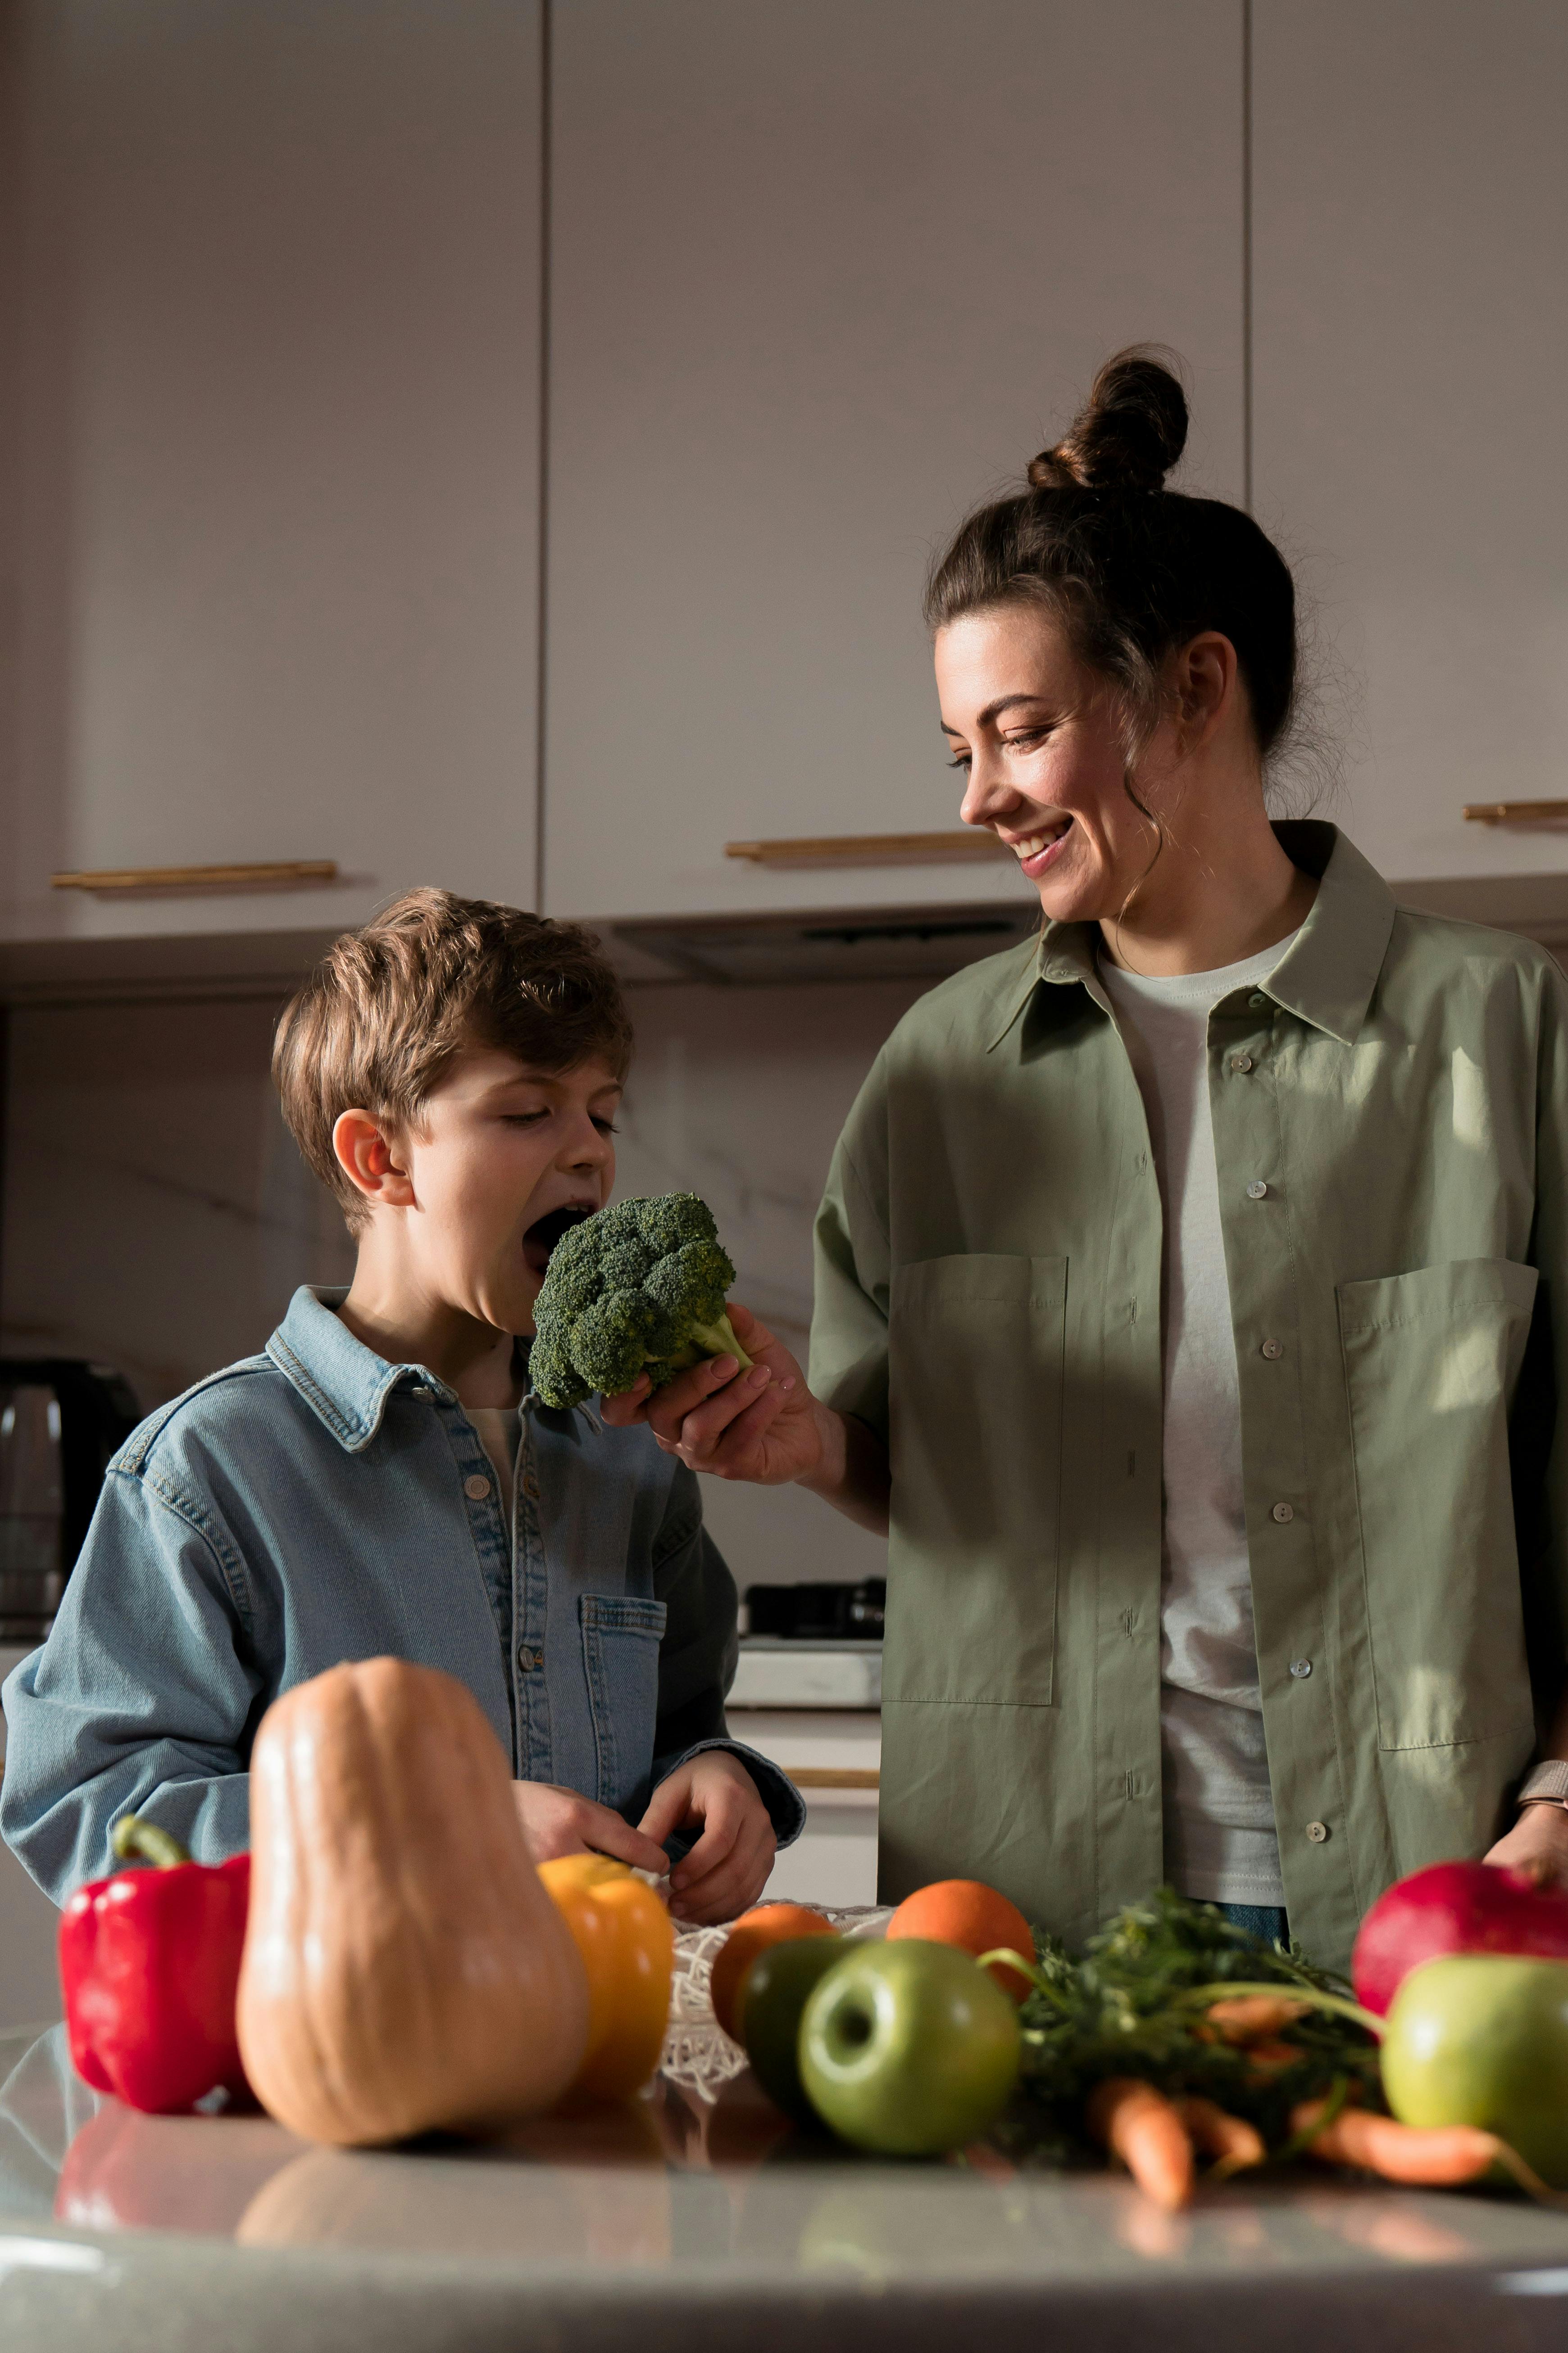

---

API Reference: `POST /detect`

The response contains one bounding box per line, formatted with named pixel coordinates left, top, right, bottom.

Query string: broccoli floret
left=528, top=1192, right=754, bottom=1408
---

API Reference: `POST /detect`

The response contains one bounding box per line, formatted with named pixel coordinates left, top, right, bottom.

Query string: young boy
left=0, top=891, right=801, bottom=1921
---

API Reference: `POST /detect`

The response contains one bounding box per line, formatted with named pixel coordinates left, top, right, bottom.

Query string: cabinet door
left=1253, top=4, right=1568, bottom=889
left=546, top=0, right=1245, bottom=923
left=0, top=0, right=541, bottom=947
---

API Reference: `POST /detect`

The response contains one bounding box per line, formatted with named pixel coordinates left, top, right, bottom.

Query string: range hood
left=605, top=868, right=1568, bottom=988
left=607, top=900, right=1042, bottom=986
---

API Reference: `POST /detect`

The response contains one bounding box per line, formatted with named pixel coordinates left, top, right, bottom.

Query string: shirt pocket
left=886, top=1252, right=1067, bottom=1706
left=579, top=1594, right=668, bottom=1812
left=1338, top=1257, right=1538, bottom=1751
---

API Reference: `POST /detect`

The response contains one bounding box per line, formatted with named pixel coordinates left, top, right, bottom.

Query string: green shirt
left=810, top=824, right=1568, bottom=1972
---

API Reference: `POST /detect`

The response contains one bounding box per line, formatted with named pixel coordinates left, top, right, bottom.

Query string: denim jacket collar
left=265, top=1286, right=454, bottom=1455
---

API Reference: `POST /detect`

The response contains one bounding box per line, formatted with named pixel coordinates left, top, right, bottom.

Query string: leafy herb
left=991, top=1888, right=1382, bottom=2170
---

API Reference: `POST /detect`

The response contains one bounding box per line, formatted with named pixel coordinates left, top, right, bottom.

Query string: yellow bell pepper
left=537, top=1855, right=676, bottom=2101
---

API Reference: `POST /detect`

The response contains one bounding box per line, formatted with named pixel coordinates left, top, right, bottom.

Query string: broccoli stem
left=677, top=1313, right=754, bottom=1374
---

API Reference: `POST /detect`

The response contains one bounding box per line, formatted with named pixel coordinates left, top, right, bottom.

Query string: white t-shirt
left=1099, top=932, right=1301, bottom=1907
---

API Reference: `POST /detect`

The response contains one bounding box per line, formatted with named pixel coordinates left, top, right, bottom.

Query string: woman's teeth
left=1014, top=823, right=1069, bottom=862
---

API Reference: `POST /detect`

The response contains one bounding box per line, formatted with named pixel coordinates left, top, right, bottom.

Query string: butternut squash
left=236, top=1657, right=589, bottom=2146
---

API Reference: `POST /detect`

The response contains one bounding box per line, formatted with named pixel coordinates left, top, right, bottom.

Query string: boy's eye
left=504, top=1111, right=550, bottom=1127
left=592, top=1118, right=620, bottom=1136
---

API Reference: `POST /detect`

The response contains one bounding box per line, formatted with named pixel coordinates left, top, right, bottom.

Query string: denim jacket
left=0, top=1287, right=804, bottom=1903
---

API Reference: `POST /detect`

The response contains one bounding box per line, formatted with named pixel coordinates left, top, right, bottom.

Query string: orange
left=709, top=1903, right=837, bottom=2041
left=886, top=1879, right=1036, bottom=2003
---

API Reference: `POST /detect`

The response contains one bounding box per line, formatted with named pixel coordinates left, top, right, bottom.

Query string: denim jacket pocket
left=579, top=1593, right=668, bottom=1813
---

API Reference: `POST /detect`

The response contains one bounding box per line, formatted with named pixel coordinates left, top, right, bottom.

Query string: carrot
left=1290, top=2098, right=1500, bottom=2186
left=1088, top=2077, right=1195, bottom=2212
left=1242, top=2037, right=1305, bottom=2074
left=1176, top=2096, right=1265, bottom=2174
left=1203, top=1995, right=1308, bottom=2044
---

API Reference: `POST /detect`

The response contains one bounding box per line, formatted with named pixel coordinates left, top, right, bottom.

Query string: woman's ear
left=1172, top=631, right=1238, bottom=751
left=332, top=1110, right=415, bottom=1210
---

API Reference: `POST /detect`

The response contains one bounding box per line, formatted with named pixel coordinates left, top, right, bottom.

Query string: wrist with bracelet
left=1517, top=1761, right=1568, bottom=1812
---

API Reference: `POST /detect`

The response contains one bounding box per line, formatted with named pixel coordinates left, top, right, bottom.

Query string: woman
left=604, top=352, right=1568, bottom=1974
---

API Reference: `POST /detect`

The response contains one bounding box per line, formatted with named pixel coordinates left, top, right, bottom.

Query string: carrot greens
left=991, top=1889, right=1382, bottom=2171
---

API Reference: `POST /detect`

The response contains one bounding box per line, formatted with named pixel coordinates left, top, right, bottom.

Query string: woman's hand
left=601, top=1301, right=891, bottom=1533
left=600, top=1302, right=827, bottom=1487
left=639, top=1751, right=777, bottom=1925
left=1484, top=1804, right=1568, bottom=1891
left=512, top=1781, right=670, bottom=1874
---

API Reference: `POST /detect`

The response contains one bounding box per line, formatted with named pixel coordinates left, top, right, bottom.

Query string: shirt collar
left=985, top=822, right=1394, bottom=1052
left=266, top=1286, right=455, bottom=1454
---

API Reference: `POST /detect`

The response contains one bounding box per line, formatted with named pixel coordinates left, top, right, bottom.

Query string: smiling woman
left=928, top=350, right=1312, bottom=971
left=608, top=350, right=1568, bottom=1977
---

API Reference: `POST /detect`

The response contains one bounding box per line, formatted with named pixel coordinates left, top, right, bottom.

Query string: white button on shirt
left=469, top=1408, right=521, bottom=1529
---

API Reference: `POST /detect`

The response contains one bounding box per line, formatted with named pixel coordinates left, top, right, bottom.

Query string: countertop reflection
left=3, top=2025, right=1568, bottom=2353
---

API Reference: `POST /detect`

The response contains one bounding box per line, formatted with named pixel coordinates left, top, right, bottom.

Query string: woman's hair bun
left=1027, top=347, right=1188, bottom=493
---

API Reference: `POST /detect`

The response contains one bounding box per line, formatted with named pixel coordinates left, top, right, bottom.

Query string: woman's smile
left=1002, top=815, right=1076, bottom=878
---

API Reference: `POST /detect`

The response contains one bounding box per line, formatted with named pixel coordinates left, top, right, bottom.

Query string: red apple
left=1353, top=1860, right=1568, bottom=2016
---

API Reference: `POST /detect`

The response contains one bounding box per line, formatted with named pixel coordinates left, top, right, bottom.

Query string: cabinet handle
left=788, top=1767, right=880, bottom=1790
left=50, top=860, right=340, bottom=895
left=724, top=831, right=1011, bottom=869
left=1463, top=802, right=1568, bottom=826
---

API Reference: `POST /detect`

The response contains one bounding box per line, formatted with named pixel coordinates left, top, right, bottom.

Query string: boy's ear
left=332, top=1110, right=415, bottom=1210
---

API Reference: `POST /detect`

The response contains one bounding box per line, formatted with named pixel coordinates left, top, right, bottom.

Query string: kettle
left=0, top=1361, right=141, bottom=1640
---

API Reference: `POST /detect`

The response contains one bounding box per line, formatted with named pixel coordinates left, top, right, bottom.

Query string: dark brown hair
left=273, top=888, right=634, bottom=1228
left=926, top=348, right=1297, bottom=760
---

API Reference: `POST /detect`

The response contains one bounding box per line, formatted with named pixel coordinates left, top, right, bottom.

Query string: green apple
left=1381, top=1952, right=1568, bottom=2185
left=799, top=1938, right=1020, bottom=2157
left=739, top=1938, right=848, bottom=2122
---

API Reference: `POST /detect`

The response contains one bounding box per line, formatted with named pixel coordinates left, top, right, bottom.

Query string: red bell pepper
left=59, top=1815, right=251, bottom=2113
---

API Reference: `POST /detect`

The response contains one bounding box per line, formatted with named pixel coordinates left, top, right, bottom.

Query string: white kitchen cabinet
left=1252, top=3, right=1568, bottom=891
left=729, top=1707, right=881, bottom=1911
left=0, top=0, right=542, bottom=951
left=545, top=0, right=1245, bottom=924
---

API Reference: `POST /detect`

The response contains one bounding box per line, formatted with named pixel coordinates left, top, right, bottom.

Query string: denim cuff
left=662, top=1736, right=807, bottom=1850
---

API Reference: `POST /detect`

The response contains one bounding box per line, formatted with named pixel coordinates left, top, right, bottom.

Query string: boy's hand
left=600, top=1302, right=826, bottom=1488
left=512, top=1781, right=670, bottom=1875
left=639, top=1751, right=777, bottom=1925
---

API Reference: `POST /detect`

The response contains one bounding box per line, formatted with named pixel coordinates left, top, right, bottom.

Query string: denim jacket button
left=522, top=1472, right=540, bottom=1501
left=464, top=1474, right=491, bottom=1501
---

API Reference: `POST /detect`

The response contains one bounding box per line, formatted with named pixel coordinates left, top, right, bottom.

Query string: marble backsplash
left=0, top=974, right=926, bottom=1588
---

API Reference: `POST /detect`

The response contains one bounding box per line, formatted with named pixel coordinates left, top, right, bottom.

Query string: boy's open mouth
left=523, top=1202, right=596, bottom=1277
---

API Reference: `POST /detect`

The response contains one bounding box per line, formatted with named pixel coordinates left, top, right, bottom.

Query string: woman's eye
left=945, top=753, right=972, bottom=771
left=1004, top=727, right=1051, bottom=751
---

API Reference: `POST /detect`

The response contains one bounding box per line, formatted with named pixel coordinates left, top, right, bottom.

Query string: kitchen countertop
left=4, top=2021, right=1568, bottom=2353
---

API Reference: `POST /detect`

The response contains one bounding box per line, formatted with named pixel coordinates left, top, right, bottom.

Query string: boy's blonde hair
left=273, top=889, right=633, bottom=1229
